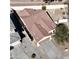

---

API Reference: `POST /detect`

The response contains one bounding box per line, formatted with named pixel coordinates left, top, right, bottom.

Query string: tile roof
left=18, top=8, right=43, bottom=17
left=17, top=9, right=56, bottom=42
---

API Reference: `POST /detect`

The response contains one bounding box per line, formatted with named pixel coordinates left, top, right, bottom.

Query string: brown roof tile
left=19, top=8, right=42, bottom=17
left=18, top=9, right=56, bottom=42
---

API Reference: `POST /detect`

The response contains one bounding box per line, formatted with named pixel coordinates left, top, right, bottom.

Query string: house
left=10, top=0, right=44, bottom=6
left=17, top=8, right=56, bottom=46
left=10, top=0, right=68, bottom=6
left=43, top=0, right=68, bottom=4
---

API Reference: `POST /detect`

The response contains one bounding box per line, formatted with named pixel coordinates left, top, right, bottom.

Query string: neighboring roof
left=39, top=38, right=62, bottom=59
left=10, top=0, right=44, bottom=6
left=11, top=0, right=43, bottom=2
left=10, top=0, right=68, bottom=6
left=17, top=9, right=56, bottom=42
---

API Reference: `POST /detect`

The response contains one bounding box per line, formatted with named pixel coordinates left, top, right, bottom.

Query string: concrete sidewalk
left=11, top=5, right=68, bottom=10
left=10, top=40, right=21, bottom=46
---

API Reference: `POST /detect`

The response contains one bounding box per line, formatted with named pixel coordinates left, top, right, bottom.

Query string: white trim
left=48, top=30, right=53, bottom=34
left=10, top=40, right=21, bottom=46
left=59, top=19, right=68, bottom=23
left=37, top=35, right=51, bottom=47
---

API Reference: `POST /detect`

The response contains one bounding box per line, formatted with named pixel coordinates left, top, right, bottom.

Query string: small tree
left=53, top=23, right=69, bottom=45
left=42, top=5, right=46, bottom=10
left=10, top=46, right=14, bottom=50
left=31, top=53, right=36, bottom=58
